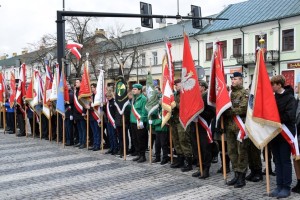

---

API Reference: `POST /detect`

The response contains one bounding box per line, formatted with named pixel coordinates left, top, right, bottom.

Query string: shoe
left=133, top=154, right=141, bottom=161
left=17, top=134, right=25, bottom=137
left=66, top=143, right=71, bottom=146
left=192, top=170, right=201, bottom=177
left=181, top=157, right=193, bottom=172
left=88, top=146, right=94, bottom=150
left=245, top=170, right=255, bottom=181
left=111, top=150, right=118, bottom=155
left=269, top=187, right=282, bottom=197
left=251, top=171, right=263, bottom=182
left=211, top=156, right=218, bottom=164
left=74, top=143, right=81, bottom=147
left=93, top=147, right=100, bottom=151
left=234, top=172, right=246, bottom=188
left=217, top=166, right=230, bottom=174
left=277, top=187, right=290, bottom=198
left=292, top=180, right=300, bottom=193
left=131, top=152, right=138, bottom=156
left=170, top=155, right=184, bottom=168
left=79, top=144, right=86, bottom=149
left=227, top=172, right=239, bottom=186
left=137, top=155, right=146, bottom=163
left=152, top=157, right=161, bottom=163
left=160, top=158, right=169, bottom=165
left=199, top=167, right=210, bottom=179
left=105, top=149, right=113, bottom=154
left=262, top=168, right=276, bottom=176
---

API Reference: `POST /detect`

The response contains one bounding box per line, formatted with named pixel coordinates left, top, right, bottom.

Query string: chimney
left=135, top=27, right=141, bottom=33
left=12, top=52, right=17, bottom=57
left=95, top=28, right=106, bottom=36
left=21, top=50, right=28, bottom=55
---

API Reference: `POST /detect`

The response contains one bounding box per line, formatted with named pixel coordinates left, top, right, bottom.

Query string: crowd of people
left=2, top=72, right=300, bottom=199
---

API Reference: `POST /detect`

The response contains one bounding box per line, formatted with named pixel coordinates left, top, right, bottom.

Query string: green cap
left=132, top=83, right=143, bottom=90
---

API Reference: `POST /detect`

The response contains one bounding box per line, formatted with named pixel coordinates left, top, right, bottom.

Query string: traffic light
left=191, top=5, right=202, bottom=29
left=140, top=2, right=153, bottom=28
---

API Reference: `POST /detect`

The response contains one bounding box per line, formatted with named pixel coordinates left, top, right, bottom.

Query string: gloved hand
left=148, top=120, right=153, bottom=125
left=139, top=121, right=144, bottom=129
left=70, top=115, right=73, bottom=120
left=193, top=117, right=198, bottom=122
left=91, top=102, right=94, bottom=107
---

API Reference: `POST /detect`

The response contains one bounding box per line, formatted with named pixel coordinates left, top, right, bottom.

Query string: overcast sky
left=0, top=0, right=245, bottom=57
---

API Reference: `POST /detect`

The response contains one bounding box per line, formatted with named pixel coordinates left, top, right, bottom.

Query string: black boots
left=132, top=153, right=141, bottom=161
left=137, top=154, right=146, bottom=163
left=292, top=180, right=300, bottom=193
left=234, top=172, right=246, bottom=188
left=246, top=169, right=263, bottom=182
left=170, top=155, right=184, bottom=168
left=199, top=167, right=210, bottom=179
left=181, top=157, right=193, bottom=172
left=227, top=172, right=239, bottom=186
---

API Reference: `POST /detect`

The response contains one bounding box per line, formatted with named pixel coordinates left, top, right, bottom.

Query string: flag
left=145, top=71, right=159, bottom=117
left=16, top=64, right=26, bottom=108
left=32, top=70, right=44, bottom=114
left=245, top=49, right=282, bottom=149
left=0, top=72, right=5, bottom=105
left=42, top=65, right=53, bottom=118
left=161, top=42, right=176, bottom=127
left=208, top=42, right=232, bottom=123
left=79, top=60, right=92, bottom=108
left=63, top=75, right=69, bottom=103
left=179, top=33, right=204, bottom=130
left=9, top=71, right=16, bottom=108
left=25, top=77, right=34, bottom=103
left=114, top=75, right=129, bottom=115
left=50, top=64, right=59, bottom=101
left=56, top=68, right=65, bottom=116
left=69, top=47, right=81, bottom=60
left=66, top=40, right=83, bottom=50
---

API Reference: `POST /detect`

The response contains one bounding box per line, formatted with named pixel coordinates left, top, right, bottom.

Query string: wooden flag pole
left=63, top=115, right=65, bottom=148
left=101, top=114, right=104, bottom=152
left=14, top=106, right=17, bottom=135
left=57, top=111, right=59, bottom=144
left=195, top=121, right=203, bottom=176
left=49, top=113, right=52, bottom=141
left=39, top=113, right=42, bottom=140
left=33, top=113, right=35, bottom=139
left=87, top=110, right=89, bottom=150
left=265, top=146, right=270, bottom=195
left=25, top=107, right=27, bottom=138
left=122, top=115, right=127, bottom=160
left=0, top=105, right=2, bottom=132
left=221, top=117, right=227, bottom=182
left=169, top=126, right=173, bottom=164
left=149, top=117, right=152, bottom=164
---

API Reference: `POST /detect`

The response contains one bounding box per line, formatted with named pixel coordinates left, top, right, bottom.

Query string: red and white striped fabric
left=281, top=124, right=300, bottom=159
left=198, top=116, right=213, bottom=143
left=233, top=115, right=247, bottom=142
left=74, top=91, right=83, bottom=114
left=66, top=41, right=83, bottom=50
left=106, top=100, right=116, bottom=128
left=131, top=101, right=141, bottom=124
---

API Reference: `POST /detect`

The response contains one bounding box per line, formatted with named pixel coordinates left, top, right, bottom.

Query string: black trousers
left=116, top=126, right=129, bottom=152
left=131, top=123, right=148, bottom=154
left=155, top=131, right=169, bottom=159
left=29, top=118, right=39, bottom=136
left=17, top=113, right=25, bottom=135
left=41, top=114, right=49, bottom=138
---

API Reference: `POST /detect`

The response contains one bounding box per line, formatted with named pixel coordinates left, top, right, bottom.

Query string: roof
left=200, top=0, right=300, bottom=34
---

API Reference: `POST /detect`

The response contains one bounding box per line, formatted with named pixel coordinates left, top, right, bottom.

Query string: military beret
left=199, top=80, right=208, bottom=89
left=174, top=79, right=181, bottom=85
left=230, top=72, right=243, bottom=78
left=132, top=83, right=143, bottom=90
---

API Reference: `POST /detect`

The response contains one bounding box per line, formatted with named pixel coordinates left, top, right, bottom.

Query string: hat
left=199, top=80, right=208, bottom=89
left=230, top=72, right=243, bottom=78
left=174, top=79, right=181, bottom=85
left=132, top=83, right=143, bottom=90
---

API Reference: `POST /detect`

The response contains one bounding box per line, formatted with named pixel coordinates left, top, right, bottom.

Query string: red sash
left=74, top=92, right=83, bottom=114
left=233, top=115, right=247, bottom=142
left=106, top=100, right=115, bottom=128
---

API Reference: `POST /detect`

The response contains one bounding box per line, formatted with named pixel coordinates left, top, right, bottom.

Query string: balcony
left=234, top=50, right=279, bottom=65
left=107, top=68, right=130, bottom=80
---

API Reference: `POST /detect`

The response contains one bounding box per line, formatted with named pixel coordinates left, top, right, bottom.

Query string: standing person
left=223, top=72, right=249, bottom=188
left=5, top=98, right=15, bottom=133
left=191, top=80, right=215, bottom=179
left=16, top=105, right=26, bottom=137
left=73, top=79, right=87, bottom=149
left=130, top=84, right=148, bottom=163
left=65, top=82, right=74, bottom=146
left=269, top=75, right=296, bottom=198
left=292, top=97, right=300, bottom=194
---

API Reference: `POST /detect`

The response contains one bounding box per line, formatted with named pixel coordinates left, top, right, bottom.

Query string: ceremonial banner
left=43, top=65, right=53, bottom=118
left=145, top=71, right=159, bottom=117
left=9, top=71, right=16, bottom=108
left=66, top=41, right=83, bottom=61
left=50, top=65, right=59, bottom=101
left=16, top=64, right=26, bottom=108
left=78, top=60, right=92, bottom=108
left=245, top=49, right=282, bottom=149
left=56, top=69, right=65, bottom=116
left=114, top=75, right=129, bottom=115
left=0, top=72, right=5, bottom=105
left=179, top=33, right=204, bottom=130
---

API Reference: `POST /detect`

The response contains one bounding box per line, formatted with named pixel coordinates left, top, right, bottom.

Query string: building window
left=220, top=40, right=227, bottom=58
left=255, top=34, right=267, bottom=50
left=141, top=53, right=146, bottom=66
left=152, top=52, right=158, bottom=65
left=206, top=42, right=213, bottom=61
left=282, top=29, right=294, bottom=51
left=233, top=38, right=242, bottom=57
left=110, top=58, right=114, bottom=68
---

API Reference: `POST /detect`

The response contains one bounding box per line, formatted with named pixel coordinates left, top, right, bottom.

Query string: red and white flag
left=0, top=72, right=5, bottom=105
left=66, top=41, right=83, bottom=50
left=50, top=64, right=59, bottom=101
left=16, top=64, right=26, bottom=108
left=179, top=34, right=204, bottom=130
left=42, top=65, right=53, bottom=118
left=245, top=49, right=282, bottom=149
left=9, top=71, right=16, bottom=108
left=208, top=42, right=232, bottom=123
left=78, top=60, right=92, bottom=108
left=161, top=42, right=176, bottom=128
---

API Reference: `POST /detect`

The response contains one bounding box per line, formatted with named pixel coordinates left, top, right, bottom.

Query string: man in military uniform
left=169, top=79, right=194, bottom=172
left=130, top=84, right=148, bottom=163
left=223, top=72, right=249, bottom=188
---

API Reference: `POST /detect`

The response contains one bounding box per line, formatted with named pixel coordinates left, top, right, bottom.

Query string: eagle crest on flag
left=181, top=68, right=196, bottom=92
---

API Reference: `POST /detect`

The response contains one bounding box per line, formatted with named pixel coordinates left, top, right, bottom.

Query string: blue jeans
left=271, top=138, right=292, bottom=190
left=90, top=120, right=100, bottom=148
left=107, top=122, right=118, bottom=151
left=76, top=119, right=87, bottom=145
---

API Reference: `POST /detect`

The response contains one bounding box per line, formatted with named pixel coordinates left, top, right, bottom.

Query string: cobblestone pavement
left=0, top=132, right=299, bottom=200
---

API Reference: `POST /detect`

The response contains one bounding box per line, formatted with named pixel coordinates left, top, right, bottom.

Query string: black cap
left=174, top=79, right=181, bottom=85
left=199, top=80, right=208, bottom=89
left=230, top=72, right=243, bottom=78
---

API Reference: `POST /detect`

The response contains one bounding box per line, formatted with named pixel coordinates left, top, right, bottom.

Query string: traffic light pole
left=56, top=10, right=228, bottom=73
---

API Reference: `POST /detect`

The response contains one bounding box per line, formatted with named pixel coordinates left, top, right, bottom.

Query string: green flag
left=145, top=71, right=159, bottom=117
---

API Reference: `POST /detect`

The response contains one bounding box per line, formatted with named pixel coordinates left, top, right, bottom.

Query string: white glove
left=139, top=121, right=144, bottom=129
left=148, top=120, right=153, bottom=125
left=193, top=117, right=198, bottom=122
left=70, top=115, right=73, bottom=120
left=91, top=102, right=94, bottom=107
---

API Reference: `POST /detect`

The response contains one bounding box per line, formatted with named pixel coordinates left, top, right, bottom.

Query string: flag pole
left=265, top=146, right=270, bottom=195
left=14, top=105, right=17, bottom=135
left=122, top=114, right=127, bottom=160
left=57, top=111, right=59, bottom=144
left=221, top=116, right=227, bottom=183
left=195, top=121, right=203, bottom=176
left=39, top=113, right=42, bottom=140
left=49, top=111, right=52, bottom=141
left=33, top=112, right=35, bottom=139
left=0, top=105, right=2, bottom=132
left=63, top=114, right=65, bottom=148
left=149, top=117, right=152, bottom=164
left=101, top=113, right=104, bottom=153
left=25, top=106, right=27, bottom=138
left=169, top=126, right=173, bottom=164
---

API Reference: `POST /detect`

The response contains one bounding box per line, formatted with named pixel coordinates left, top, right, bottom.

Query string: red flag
left=246, top=49, right=282, bottom=149
left=208, top=42, right=232, bottom=122
left=25, top=78, right=33, bottom=101
left=0, top=73, right=4, bottom=104
left=66, top=41, right=83, bottom=50
left=69, top=47, right=81, bottom=60
left=79, top=60, right=92, bottom=108
left=179, top=34, right=204, bottom=130
left=9, top=71, right=16, bottom=108
left=64, top=75, right=69, bottom=103
left=16, top=64, right=26, bottom=107
left=161, top=42, right=176, bottom=127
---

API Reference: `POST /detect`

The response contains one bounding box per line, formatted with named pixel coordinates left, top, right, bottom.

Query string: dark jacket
left=104, top=98, right=117, bottom=124
left=65, top=89, right=74, bottom=119
left=273, top=85, right=296, bottom=142
left=200, top=91, right=215, bottom=125
left=73, top=88, right=86, bottom=121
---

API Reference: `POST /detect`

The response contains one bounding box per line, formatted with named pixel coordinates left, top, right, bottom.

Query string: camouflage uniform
left=223, top=84, right=249, bottom=173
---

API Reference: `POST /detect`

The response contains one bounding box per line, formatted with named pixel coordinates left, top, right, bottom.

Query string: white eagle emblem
left=181, top=68, right=196, bottom=92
